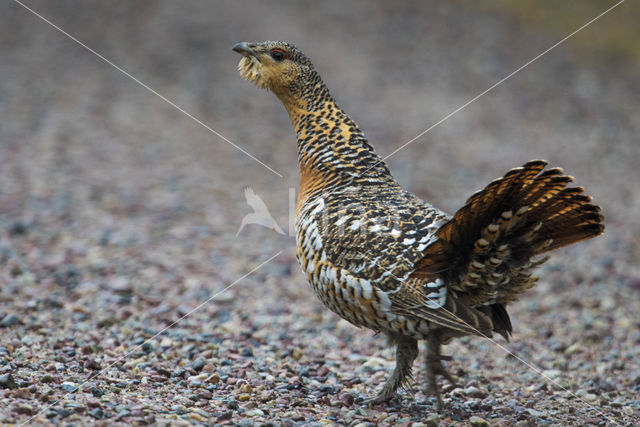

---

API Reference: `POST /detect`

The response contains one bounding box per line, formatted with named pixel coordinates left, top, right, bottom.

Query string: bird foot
left=424, top=352, right=458, bottom=411
left=363, top=391, right=394, bottom=407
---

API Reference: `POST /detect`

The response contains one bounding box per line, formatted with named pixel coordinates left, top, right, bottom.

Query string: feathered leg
left=425, top=332, right=458, bottom=411
left=367, top=334, right=418, bottom=405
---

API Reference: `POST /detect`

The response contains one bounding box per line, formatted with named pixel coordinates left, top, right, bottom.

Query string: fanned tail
left=411, top=160, right=603, bottom=337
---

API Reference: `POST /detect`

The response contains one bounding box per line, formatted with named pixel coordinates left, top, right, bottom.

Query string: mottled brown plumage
left=233, top=41, right=604, bottom=410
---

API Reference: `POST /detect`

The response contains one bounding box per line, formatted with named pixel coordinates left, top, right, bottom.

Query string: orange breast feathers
left=296, top=164, right=327, bottom=216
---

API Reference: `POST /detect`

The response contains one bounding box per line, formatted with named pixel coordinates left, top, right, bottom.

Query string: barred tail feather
left=411, top=160, right=604, bottom=334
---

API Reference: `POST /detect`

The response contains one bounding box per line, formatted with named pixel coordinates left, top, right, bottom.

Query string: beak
left=232, top=42, right=260, bottom=61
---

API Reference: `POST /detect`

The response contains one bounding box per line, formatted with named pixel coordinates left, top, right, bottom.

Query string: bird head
left=233, top=41, right=321, bottom=107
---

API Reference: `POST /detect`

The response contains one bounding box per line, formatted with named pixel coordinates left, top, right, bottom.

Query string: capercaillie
left=233, top=41, right=604, bottom=409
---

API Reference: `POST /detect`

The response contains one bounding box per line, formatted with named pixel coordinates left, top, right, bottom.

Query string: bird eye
left=270, top=49, right=286, bottom=61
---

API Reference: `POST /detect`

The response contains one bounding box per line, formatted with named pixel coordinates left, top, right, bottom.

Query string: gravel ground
left=1, top=1, right=639, bottom=425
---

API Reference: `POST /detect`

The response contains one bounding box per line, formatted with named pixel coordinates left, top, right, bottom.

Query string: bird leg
left=366, top=334, right=418, bottom=405
left=424, top=333, right=458, bottom=411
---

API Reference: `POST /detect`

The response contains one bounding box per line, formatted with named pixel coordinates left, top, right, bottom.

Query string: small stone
left=206, top=373, right=220, bottom=384
left=316, top=365, right=330, bottom=377
left=239, top=383, right=253, bottom=394
left=542, top=369, right=562, bottom=379
left=189, top=412, right=208, bottom=422
left=64, top=401, right=86, bottom=412
left=450, top=387, right=465, bottom=396
left=246, top=409, right=265, bottom=417
left=84, top=358, right=102, bottom=370
left=469, top=415, right=489, bottom=426
left=362, top=356, right=388, bottom=370
left=217, top=411, right=233, bottom=421
left=86, top=399, right=102, bottom=409
left=88, top=408, right=104, bottom=419
left=191, top=358, right=206, bottom=371
left=339, top=392, right=354, bottom=406
left=61, top=382, right=79, bottom=393
left=425, top=414, right=440, bottom=427
left=259, top=390, right=275, bottom=402
left=198, top=389, right=213, bottom=400
left=15, top=404, right=35, bottom=415
left=611, top=398, right=624, bottom=408
left=90, top=386, right=104, bottom=397
left=0, top=373, right=18, bottom=389
left=465, top=386, right=485, bottom=397
left=110, top=277, right=133, bottom=294
left=237, top=393, right=251, bottom=401
left=188, top=373, right=208, bottom=385
left=564, top=343, right=581, bottom=356
left=525, top=408, right=544, bottom=417
left=292, top=348, right=303, bottom=360
left=40, top=374, right=54, bottom=384
left=13, top=387, right=31, bottom=398
left=0, top=313, right=19, bottom=327
left=97, top=317, right=116, bottom=328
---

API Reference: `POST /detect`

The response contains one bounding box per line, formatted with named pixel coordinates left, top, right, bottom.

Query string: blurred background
left=1, top=0, right=638, bottom=424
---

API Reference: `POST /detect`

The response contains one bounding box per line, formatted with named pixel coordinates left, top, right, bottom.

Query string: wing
left=313, top=183, right=447, bottom=290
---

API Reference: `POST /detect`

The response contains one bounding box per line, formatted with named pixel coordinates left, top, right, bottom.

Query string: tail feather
left=478, top=303, right=512, bottom=341
left=411, top=160, right=604, bottom=313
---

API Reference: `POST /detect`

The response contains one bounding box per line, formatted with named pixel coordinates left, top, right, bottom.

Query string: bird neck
left=277, top=80, right=392, bottom=184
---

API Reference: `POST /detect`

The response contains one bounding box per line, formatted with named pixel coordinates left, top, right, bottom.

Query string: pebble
left=206, top=373, right=220, bottom=384
left=246, top=409, right=265, bottom=417
left=611, top=398, right=624, bottom=408
left=339, top=392, right=354, bottom=406
left=292, top=348, right=303, bottom=360
left=239, top=383, right=253, bottom=394
left=14, top=404, right=35, bottom=415
left=425, top=414, right=440, bottom=427
left=90, top=386, right=104, bottom=397
left=191, top=357, right=206, bottom=371
left=362, top=356, right=388, bottom=370
left=259, top=390, right=275, bottom=402
left=465, top=386, right=485, bottom=397
left=189, top=412, right=208, bottom=422
left=0, top=373, right=18, bottom=389
left=13, top=387, right=31, bottom=398
left=469, top=415, right=490, bottom=426
left=61, top=382, right=79, bottom=393
left=0, top=313, right=19, bottom=327
left=525, top=408, right=544, bottom=417
left=198, top=389, right=213, bottom=399
left=84, top=358, right=102, bottom=370
left=88, top=408, right=104, bottom=419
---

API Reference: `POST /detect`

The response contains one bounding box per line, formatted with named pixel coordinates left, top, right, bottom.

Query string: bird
left=236, top=187, right=285, bottom=236
left=232, top=41, right=604, bottom=410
